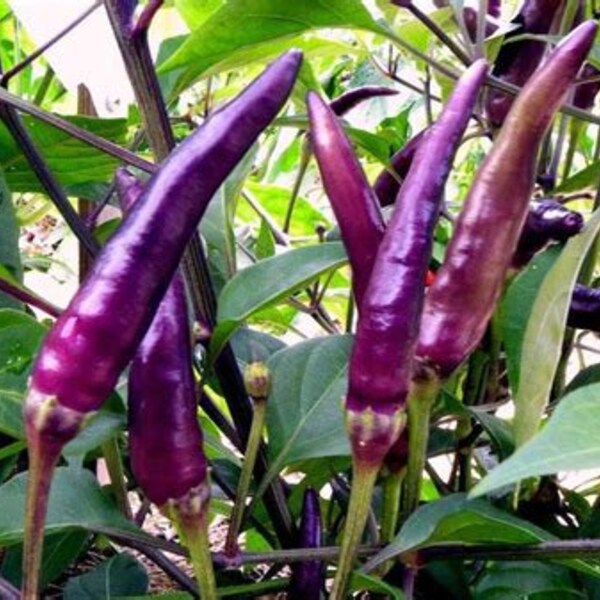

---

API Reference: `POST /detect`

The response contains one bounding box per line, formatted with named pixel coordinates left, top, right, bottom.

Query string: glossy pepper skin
left=288, top=488, right=324, bottom=600
left=329, top=86, right=397, bottom=116
left=417, top=22, right=597, bottom=377
left=23, top=50, right=302, bottom=446
left=308, top=92, right=385, bottom=307
left=116, top=169, right=207, bottom=507
left=512, top=200, right=584, bottom=269
left=568, top=284, right=600, bottom=331
left=485, top=0, right=564, bottom=128
left=373, top=129, right=427, bottom=208
left=346, top=59, right=488, bottom=464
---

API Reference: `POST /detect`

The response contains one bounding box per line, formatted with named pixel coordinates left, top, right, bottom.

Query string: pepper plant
left=1, top=1, right=600, bottom=599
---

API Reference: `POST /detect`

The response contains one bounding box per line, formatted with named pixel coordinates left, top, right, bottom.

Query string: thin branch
left=0, top=1, right=102, bottom=85
left=0, top=86, right=155, bottom=172
left=0, top=278, right=62, bottom=317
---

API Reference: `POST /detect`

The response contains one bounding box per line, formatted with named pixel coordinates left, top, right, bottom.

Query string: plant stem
left=225, top=398, right=267, bottom=556
left=0, top=103, right=100, bottom=257
left=329, top=462, right=379, bottom=600
left=401, top=376, right=441, bottom=520
left=101, top=437, right=131, bottom=518
left=22, top=440, right=62, bottom=599
left=283, top=137, right=311, bottom=233
left=173, top=506, right=218, bottom=600
left=380, top=471, right=404, bottom=545
left=0, top=86, right=155, bottom=172
left=0, top=277, right=62, bottom=317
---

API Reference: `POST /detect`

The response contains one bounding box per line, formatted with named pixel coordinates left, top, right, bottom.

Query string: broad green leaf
left=564, top=364, right=600, bottom=396
left=1, top=530, right=89, bottom=588
left=63, top=553, right=148, bottom=599
left=174, top=0, right=221, bottom=28
left=255, top=218, right=276, bottom=259
left=556, top=161, right=600, bottom=194
left=350, top=571, right=405, bottom=599
left=0, top=171, right=22, bottom=310
left=212, top=242, right=347, bottom=356
left=502, top=245, right=562, bottom=393
left=230, top=327, right=287, bottom=366
left=0, top=468, right=147, bottom=546
left=254, top=335, right=352, bottom=504
left=243, top=181, right=330, bottom=237
left=201, top=146, right=256, bottom=292
left=513, top=209, right=600, bottom=447
left=0, top=115, right=127, bottom=193
left=474, top=562, right=585, bottom=600
left=159, top=0, right=383, bottom=90
left=0, top=309, right=45, bottom=393
left=363, top=494, right=600, bottom=578
left=472, top=383, right=600, bottom=498
left=63, top=411, right=126, bottom=457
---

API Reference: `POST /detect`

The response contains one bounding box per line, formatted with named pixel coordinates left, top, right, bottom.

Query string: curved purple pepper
left=24, top=50, right=302, bottom=441
left=308, top=92, right=385, bottom=308
left=129, top=275, right=207, bottom=506
left=21, top=51, right=302, bottom=599
left=574, top=63, right=600, bottom=110
left=346, top=59, right=488, bottom=460
left=512, top=200, right=584, bottom=269
left=116, top=169, right=206, bottom=507
left=568, top=284, right=600, bottom=331
left=417, top=22, right=597, bottom=377
left=289, top=488, right=323, bottom=600
left=373, top=129, right=427, bottom=208
left=485, top=0, right=564, bottom=128
left=488, top=0, right=501, bottom=18
left=330, top=60, right=488, bottom=600
left=329, top=86, right=398, bottom=116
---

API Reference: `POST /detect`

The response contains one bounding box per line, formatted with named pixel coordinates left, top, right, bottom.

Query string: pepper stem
left=22, top=439, right=62, bottom=599
left=225, top=397, right=267, bottom=556
left=401, top=376, right=441, bottom=521
left=380, top=470, right=404, bottom=544
left=329, top=462, right=379, bottom=600
left=172, top=504, right=217, bottom=600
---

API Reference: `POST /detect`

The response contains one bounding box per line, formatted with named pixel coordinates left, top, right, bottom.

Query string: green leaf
left=350, top=571, right=405, bottom=599
left=472, top=383, right=600, bottom=498
left=473, top=562, right=585, bottom=600
left=0, top=171, right=22, bottom=310
left=0, top=115, right=127, bottom=193
left=254, top=335, right=352, bottom=503
left=0, top=467, right=146, bottom=546
left=556, top=161, right=600, bottom=193
left=502, top=245, right=562, bottom=393
left=1, top=530, right=89, bottom=588
left=255, top=218, right=276, bottom=259
left=564, top=364, right=600, bottom=396
left=63, top=553, right=149, bottom=599
left=363, top=494, right=600, bottom=578
left=212, top=242, right=347, bottom=356
left=513, top=209, right=600, bottom=447
left=159, top=0, right=383, bottom=90
left=174, top=0, right=221, bottom=28
left=63, top=411, right=126, bottom=457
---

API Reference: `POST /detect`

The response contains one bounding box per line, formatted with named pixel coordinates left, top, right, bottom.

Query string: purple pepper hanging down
left=308, top=92, right=386, bottom=307
left=568, top=284, right=600, bottom=331
left=573, top=63, right=600, bottom=110
left=289, top=488, right=324, bottom=600
left=417, top=22, right=597, bottom=378
left=462, top=7, right=499, bottom=42
left=485, top=0, right=564, bottom=128
left=373, top=129, right=428, bottom=207
left=329, top=59, right=488, bottom=599
left=511, top=200, right=584, bottom=269
left=21, top=50, right=302, bottom=600
left=329, top=86, right=398, bottom=116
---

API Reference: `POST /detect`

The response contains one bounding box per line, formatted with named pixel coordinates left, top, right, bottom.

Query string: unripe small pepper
left=417, top=22, right=597, bottom=376
left=568, top=284, right=600, bottom=331
left=289, top=488, right=324, bottom=600
left=511, top=199, right=584, bottom=269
